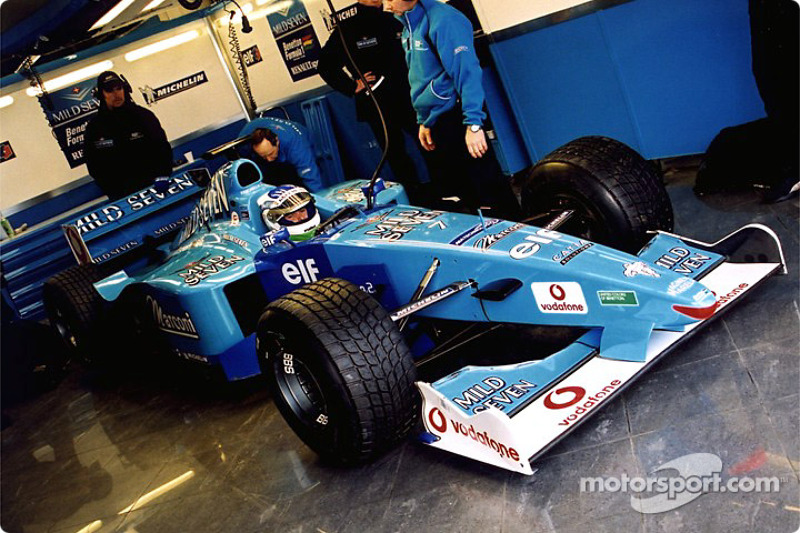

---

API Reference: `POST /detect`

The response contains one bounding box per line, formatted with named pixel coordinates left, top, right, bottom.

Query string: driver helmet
left=258, top=185, right=320, bottom=241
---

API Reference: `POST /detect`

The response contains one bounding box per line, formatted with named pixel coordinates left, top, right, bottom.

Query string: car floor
left=2, top=162, right=798, bottom=533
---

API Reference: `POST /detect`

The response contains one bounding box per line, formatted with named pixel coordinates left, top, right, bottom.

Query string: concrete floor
left=2, top=165, right=798, bottom=533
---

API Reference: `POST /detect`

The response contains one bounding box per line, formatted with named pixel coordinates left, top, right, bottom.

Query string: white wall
left=1, top=0, right=559, bottom=213
left=0, top=1, right=361, bottom=214
left=470, top=0, right=593, bottom=33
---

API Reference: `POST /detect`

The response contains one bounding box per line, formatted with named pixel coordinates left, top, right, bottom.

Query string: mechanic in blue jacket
left=383, top=0, right=520, bottom=219
left=239, top=117, right=323, bottom=192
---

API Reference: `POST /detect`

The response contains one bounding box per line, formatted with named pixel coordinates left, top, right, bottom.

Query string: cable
left=227, top=12, right=257, bottom=112
left=19, top=57, right=67, bottom=152
left=324, top=0, right=389, bottom=210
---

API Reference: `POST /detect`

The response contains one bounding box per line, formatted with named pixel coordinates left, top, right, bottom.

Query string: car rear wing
left=61, top=170, right=207, bottom=266
left=416, top=224, right=785, bottom=474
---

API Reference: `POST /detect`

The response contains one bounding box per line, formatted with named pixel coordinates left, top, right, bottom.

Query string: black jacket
left=84, top=100, right=173, bottom=200
left=318, top=4, right=411, bottom=121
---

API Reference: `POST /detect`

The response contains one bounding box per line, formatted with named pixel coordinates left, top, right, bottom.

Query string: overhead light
left=246, top=1, right=292, bottom=21
left=0, top=96, right=14, bottom=109
left=124, top=30, right=200, bottom=62
left=25, top=60, right=114, bottom=96
left=142, top=0, right=167, bottom=11
left=89, top=0, right=137, bottom=31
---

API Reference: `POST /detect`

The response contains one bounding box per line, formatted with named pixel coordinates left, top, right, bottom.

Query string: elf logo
left=282, top=258, right=319, bottom=285
left=531, top=282, right=588, bottom=314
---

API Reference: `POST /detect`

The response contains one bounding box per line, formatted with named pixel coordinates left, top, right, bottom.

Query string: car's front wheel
left=257, top=278, right=418, bottom=464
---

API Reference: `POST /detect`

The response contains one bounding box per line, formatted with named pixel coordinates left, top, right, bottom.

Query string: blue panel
left=598, top=0, right=765, bottom=157
left=490, top=14, right=640, bottom=161
left=488, top=0, right=767, bottom=161
left=482, top=65, right=532, bottom=174
left=301, top=96, right=346, bottom=187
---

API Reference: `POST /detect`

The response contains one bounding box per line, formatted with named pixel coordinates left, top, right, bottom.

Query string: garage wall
left=481, top=0, right=766, bottom=161
left=0, top=18, right=246, bottom=213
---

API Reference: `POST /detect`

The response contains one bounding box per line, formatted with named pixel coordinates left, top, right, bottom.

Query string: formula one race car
left=43, top=137, right=785, bottom=475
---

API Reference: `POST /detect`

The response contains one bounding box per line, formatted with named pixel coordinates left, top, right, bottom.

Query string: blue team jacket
left=396, top=0, right=486, bottom=128
left=239, top=117, right=323, bottom=192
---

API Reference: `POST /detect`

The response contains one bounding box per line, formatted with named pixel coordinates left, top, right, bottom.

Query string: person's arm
left=318, top=28, right=360, bottom=96
left=140, top=109, right=173, bottom=176
left=430, top=13, right=486, bottom=127
left=83, top=121, right=116, bottom=198
left=284, top=131, right=323, bottom=192
left=319, top=28, right=377, bottom=96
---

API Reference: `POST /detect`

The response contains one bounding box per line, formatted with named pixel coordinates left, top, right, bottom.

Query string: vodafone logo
left=532, top=282, right=588, bottom=314
left=550, top=284, right=566, bottom=300
left=426, top=408, right=520, bottom=462
left=544, top=386, right=586, bottom=409
left=428, top=408, right=447, bottom=432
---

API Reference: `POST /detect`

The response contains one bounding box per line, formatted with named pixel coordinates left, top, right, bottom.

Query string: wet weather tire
left=43, top=264, right=107, bottom=365
left=257, top=278, right=418, bottom=464
left=521, top=136, right=674, bottom=252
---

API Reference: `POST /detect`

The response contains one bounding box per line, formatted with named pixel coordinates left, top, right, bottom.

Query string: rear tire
left=257, top=278, right=418, bottom=464
left=42, top=264, right=108, bottom=366
left=521, top=136, right=673, bottom=252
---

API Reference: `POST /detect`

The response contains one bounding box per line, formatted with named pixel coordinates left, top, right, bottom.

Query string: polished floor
left=2, top=164, right=799, bottom=533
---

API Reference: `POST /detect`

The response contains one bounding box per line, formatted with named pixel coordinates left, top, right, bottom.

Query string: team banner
left=1, top=141, right=16, bottom=163
left=266, top=0, right=322, bottom=82
left=242, top=45, right=263, bottom=67
left=140, top=71, right=208, bottom=106
left=47, top=79, right=100, bottom=168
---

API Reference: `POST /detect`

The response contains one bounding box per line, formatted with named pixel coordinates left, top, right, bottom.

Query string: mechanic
left=239, top=117, right=323, bottom=192
left=383, top=0, right=521, bottom=220
left=318, top=0, right=434, bottom=207
left=84, top=71, right=173, bottom=201
left=259, top=185, right=321, bottom=242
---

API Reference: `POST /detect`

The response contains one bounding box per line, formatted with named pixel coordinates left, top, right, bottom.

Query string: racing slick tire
left=521, top=136, right=674, bottom=253
left=43, top=263, right=108, bottom=366
left=257, top=278, right=418, bottom=464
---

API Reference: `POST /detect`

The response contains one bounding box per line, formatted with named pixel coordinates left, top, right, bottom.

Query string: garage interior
left=1, top=0, right=798, bottom=532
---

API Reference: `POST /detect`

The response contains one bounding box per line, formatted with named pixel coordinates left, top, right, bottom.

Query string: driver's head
left=258, top=185, right=320, bottom=241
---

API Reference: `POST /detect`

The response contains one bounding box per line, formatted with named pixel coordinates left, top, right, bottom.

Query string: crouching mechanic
left=239, top=117, right=323, bottom=192
left=258, top=185, right=321, bottom=242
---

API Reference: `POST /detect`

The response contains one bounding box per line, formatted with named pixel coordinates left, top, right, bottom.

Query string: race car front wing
left=416, top=224, right=786, bottom=474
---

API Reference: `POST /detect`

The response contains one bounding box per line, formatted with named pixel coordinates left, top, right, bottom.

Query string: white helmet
left=258, top=185, right=320, bottom=242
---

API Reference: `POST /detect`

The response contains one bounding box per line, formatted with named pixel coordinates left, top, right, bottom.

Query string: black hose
left=324, top=0, right=389, bottom=210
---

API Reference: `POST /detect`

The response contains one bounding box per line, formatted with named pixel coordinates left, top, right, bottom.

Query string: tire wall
left=478, top=0, right=766, bottom=166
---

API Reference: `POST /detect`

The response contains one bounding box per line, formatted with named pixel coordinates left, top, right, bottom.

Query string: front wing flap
left=416, top=224, right=785, bottom=474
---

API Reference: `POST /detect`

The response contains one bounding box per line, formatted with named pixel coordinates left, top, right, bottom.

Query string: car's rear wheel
left=521, top=136, right=674, bottom=253
left=257, top=278, right=418, bottom=464
left=43, top=264, right=108, bottom=366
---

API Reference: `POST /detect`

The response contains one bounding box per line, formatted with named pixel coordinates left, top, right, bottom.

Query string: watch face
left=470, top=125, right=481, bottom=133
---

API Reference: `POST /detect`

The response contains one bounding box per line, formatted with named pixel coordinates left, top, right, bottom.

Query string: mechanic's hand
left=466, top=127, right=488, bottom=158
left=419, top=125, right=435, bottom=151
left=354, top=72, right=377, bottom=93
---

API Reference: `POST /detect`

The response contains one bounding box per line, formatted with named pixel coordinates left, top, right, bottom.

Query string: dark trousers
left=360, top=93, right=437, bottom=208
left=426, top=105, right=521, bottom=220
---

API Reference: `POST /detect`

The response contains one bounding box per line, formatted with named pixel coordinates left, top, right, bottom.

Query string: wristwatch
left=469, top=124, right=482, bottom=133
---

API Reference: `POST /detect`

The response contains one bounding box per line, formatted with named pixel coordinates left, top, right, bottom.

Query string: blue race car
left=43, top=137, right=786, bottom=474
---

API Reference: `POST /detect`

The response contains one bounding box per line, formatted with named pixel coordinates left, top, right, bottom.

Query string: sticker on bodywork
left=531, top=282, right=588, bottom=314
left=597, top=291, right=638, bottom=306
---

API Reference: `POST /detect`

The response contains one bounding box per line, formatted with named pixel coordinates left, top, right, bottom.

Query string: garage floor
left=2, top=164, right=798, bottom=533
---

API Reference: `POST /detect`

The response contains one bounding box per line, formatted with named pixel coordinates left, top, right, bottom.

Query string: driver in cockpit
left=258, top=185, right=321, bottom=242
